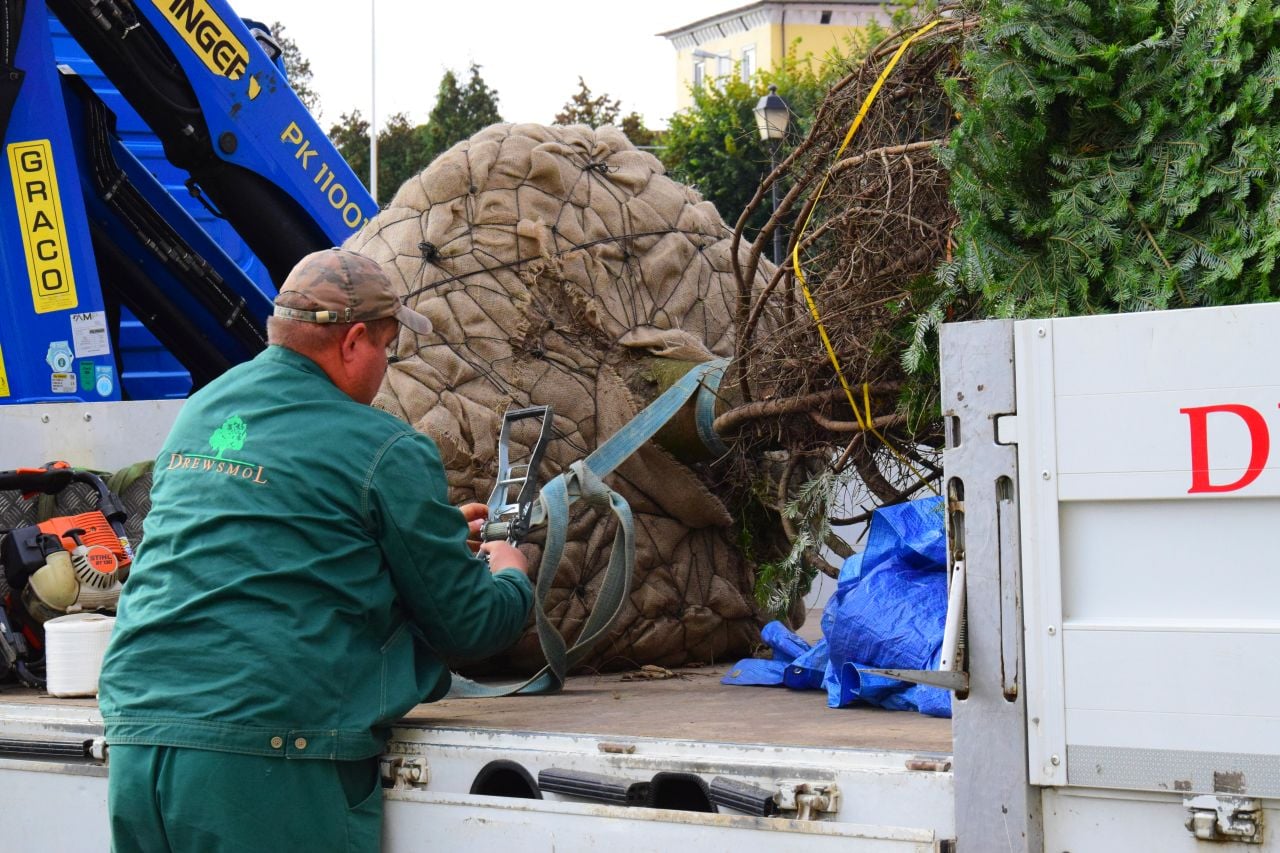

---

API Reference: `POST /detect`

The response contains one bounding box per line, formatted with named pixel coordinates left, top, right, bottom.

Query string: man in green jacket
left=99, top=248, right=533, bottom=851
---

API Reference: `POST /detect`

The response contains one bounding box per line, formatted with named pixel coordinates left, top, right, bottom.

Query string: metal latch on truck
left=379, top=756, right=429, bottom=790
left=1185, top=795, right=1264, bottom=844
left=773, top=780, right=841, bottom=821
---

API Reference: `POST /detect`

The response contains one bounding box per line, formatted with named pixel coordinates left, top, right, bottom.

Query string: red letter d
left=1181, top=404, right=1270, bottom=494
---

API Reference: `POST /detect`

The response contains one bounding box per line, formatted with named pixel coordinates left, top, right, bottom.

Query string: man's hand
left=459, top=502, right=487, bottom=553
left=460, top=501, right=530, bottom=576
left=478, top=540, right=529, bottom=576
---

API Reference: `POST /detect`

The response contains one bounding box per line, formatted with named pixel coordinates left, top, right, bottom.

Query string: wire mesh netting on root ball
left=346, top=122, right=792, bottom=673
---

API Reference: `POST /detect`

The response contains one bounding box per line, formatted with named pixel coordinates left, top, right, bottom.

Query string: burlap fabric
left=346, top=123, right=776, bottom=672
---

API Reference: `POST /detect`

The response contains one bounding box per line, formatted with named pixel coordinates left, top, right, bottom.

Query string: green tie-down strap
left=448, top=358, right=729, bottom=698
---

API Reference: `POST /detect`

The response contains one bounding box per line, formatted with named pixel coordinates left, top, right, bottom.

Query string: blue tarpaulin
left=722, top=496, right=951, bottom=718
left=721, top=622, right=829, bottom=689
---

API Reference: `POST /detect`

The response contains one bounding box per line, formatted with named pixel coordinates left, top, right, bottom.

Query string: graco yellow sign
left=153, top=0, right=249, bottom=81
left=8, top=140, right=77, bottom=314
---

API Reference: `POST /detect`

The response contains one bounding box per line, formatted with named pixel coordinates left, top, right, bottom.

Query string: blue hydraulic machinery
left=0, top=0, right=377, bottom=404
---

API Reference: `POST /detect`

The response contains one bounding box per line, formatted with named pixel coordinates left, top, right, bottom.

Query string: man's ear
left=339, top=322, right=369, bottom=363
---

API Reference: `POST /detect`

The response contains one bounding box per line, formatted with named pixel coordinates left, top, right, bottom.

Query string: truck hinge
left=1185, top=795, right=1263, bottom=844
left=774, top=780, right=840, bottom=821
left=379, top=755, right=429, bottom=790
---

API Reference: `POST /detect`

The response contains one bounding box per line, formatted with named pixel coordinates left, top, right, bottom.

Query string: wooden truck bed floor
left=410, top=662, right=953, bottom=753
left=0, top=661, right=952, bottom=755
left=0, top=607, right=953, bottom=755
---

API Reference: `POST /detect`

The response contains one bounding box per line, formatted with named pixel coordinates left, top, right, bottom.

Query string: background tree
left=270, top=21, right=320, bottom=115
left=554, top=78, right=656, bottom=147
left=329, top=110, right=370, bottom=190
left=329, top=112, right=433, bottom=202
left=331, top=67, right=504, bottom=202
left=554, top=77, right=621, bottom=127
left=620, top=111, right=657, bottom=147
left=376, top=113, right=426, bottom=200
left=421, top=64, right=503, bottom=162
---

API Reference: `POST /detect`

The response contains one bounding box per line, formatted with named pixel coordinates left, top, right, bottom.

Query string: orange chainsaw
left=0, top=463, right=133, bottom=686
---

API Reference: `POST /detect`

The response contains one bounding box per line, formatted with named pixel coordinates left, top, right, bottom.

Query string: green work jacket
left=99, top=346, right=533, bottom=761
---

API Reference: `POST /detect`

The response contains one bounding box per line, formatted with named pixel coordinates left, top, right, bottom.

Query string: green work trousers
left=107, top=744, right=382, bottom=852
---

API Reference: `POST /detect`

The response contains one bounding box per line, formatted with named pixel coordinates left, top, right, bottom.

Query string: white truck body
left=1, top=302, right=1277, bottom=850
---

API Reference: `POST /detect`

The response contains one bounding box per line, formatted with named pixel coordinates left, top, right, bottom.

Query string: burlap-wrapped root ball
left=345, top=123, right=775, bottom=672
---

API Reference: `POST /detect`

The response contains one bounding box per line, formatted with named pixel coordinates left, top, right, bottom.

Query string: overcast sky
left=237, top=0, right=730, bottom=130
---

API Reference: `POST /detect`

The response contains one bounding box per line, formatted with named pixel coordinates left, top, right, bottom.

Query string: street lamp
left=754, top=84, right=790, bottom=265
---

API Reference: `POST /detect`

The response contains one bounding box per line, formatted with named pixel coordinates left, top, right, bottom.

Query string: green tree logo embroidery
left=209, top=415, right=248, bottom=459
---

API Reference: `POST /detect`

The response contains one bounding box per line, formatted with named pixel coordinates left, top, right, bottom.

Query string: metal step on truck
left=2, top=301, right=1277, bottom=851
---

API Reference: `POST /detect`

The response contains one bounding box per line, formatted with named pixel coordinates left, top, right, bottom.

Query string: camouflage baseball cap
left=273, top=248, right=432, bottom=335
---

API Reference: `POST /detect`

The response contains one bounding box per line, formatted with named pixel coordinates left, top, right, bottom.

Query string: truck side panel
left=1013, top=304, right=1280, bottom=847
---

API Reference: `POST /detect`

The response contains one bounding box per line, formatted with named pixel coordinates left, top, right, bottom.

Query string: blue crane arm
left=0, top=0, right=379, bottom=405
left=47, top=0, right=378, bottom=283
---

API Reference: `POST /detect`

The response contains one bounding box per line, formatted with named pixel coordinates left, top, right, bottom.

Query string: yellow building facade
left=659, top=1, right=890, bottom=111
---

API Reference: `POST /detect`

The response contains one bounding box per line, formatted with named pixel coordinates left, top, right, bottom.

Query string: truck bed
left=0, top=659, right=952, bottom=755
left=414, top=662, right=952, bottom=753
left=0, top=606, right=952, bottom=756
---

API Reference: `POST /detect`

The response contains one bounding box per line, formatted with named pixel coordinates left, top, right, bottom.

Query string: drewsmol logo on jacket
left=164, top=414, right=269, bottom=484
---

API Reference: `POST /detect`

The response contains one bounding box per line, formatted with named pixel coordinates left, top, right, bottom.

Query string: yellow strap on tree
left=791, top=20, right=941, bottom=494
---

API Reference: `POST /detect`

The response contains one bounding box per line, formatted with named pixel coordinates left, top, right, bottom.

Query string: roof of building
left=657, top=0, right=882, bottom=40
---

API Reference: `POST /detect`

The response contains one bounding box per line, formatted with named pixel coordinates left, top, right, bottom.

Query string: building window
left=820, top=10, right=833, bottom=24
left=717, top=55, right=732, bottom=80
left=693, top=60, right=705, bottom=89
left=741, top=46, right=756, bottom=82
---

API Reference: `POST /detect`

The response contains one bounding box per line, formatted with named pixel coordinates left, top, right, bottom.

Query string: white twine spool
left=45, top=613, right=115, bottom=697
